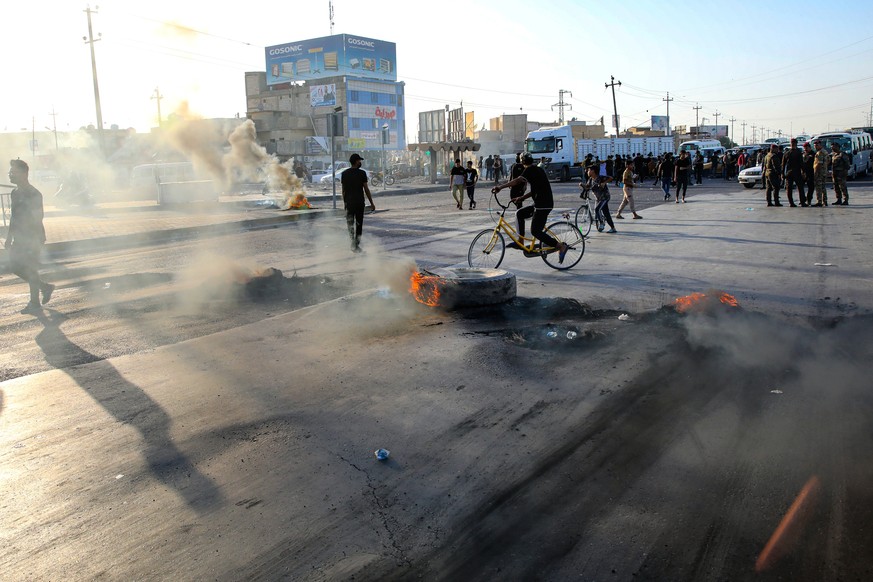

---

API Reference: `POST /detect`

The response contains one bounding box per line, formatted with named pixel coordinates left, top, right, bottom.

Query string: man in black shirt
left=673, top=150, right=691, bottom=202
left=4, top=159, right=54, bottom=312
left=340, top=153, right=375, bottom=252
left=492, top=153, right=568, bottom=263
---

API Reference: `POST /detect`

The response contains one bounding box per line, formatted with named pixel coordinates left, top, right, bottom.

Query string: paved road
left=2, top=176, right=873, bottom=580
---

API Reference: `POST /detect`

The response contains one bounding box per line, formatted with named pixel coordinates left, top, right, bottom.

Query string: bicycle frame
left=487, top=195, right=559, bottom=254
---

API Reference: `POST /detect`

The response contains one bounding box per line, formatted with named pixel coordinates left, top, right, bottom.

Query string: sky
left=5, top=0, right=873, bottom=146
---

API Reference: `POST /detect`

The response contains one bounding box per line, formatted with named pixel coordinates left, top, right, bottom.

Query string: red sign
left=375, top=106, right=396, bottom=120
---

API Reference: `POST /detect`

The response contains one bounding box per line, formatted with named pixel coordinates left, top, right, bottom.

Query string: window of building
left=389, top=94, right=396, bottom=105
left=398, top=95, right=403, bottom=107
left=370, top=92, right=378, bottom=104
left=350, top=90, right=359, bottom=102
left=351, top=118, right=360, bottom=129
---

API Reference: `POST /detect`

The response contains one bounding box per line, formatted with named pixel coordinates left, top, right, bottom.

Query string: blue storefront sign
left=266, top=34, right=397, bottom=86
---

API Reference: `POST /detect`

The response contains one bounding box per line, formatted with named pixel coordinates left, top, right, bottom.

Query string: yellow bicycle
left=467, top=192, right=585, bottom=270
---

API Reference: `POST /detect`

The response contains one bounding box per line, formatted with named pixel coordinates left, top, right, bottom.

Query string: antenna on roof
left=329, top=1, right=335, bottom=35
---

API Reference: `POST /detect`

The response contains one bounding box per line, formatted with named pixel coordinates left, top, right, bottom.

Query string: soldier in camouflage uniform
left=830, top=142, right=850, bottom=205
left=812, top=140, right=829, bottom=207
left=763, top=144, right=783, bottom=207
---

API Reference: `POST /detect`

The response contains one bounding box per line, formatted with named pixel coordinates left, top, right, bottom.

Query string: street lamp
left=330, top=106, right=342, bottom=210
left=381, top=124, right=389, bottom=191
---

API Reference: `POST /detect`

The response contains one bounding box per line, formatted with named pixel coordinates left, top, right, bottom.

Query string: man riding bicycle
left=492, top=153, right=569, bottom=263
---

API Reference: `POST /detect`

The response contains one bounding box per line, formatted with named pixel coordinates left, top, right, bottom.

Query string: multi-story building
left=246, top=34, right=406, bottom=169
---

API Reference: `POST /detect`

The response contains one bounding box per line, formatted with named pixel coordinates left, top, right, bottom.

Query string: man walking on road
left=450, top=159, right=466, bottom=209
left=341, top=153, right=375, bottom=252
left=831, top=142, right=850, bottom=205
left=464, top=160, right=479, bottom=209
left=4, top=159, right=54, bottom=312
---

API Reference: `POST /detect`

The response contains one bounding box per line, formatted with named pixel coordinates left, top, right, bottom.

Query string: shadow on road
left=33, top=309, right=224, bottom=514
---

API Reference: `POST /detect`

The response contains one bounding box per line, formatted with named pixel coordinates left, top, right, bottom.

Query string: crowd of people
left=758, top=138, right=851, bottom=207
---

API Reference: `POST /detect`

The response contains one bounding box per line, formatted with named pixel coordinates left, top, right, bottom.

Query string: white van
left=130, top=162, right=218, bottom=204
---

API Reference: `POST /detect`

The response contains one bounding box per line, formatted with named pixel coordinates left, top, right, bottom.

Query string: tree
left=718, top=136, right=738, bottom=149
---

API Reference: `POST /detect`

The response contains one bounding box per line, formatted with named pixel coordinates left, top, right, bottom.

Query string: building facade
left=246, top=33, right=406, bottom=168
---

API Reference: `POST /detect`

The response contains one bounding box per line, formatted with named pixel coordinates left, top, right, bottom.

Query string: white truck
left=525, top=125, right=676, bottom=181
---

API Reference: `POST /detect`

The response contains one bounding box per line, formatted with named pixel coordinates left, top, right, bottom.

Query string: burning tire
left=410, top=267, right=516, bottom=309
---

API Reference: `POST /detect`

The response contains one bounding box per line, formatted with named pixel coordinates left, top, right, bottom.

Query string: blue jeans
left=662, top=177, right=670, bottom=197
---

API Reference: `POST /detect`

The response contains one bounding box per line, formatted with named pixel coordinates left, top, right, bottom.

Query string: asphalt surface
left=2, top=176, right=873, bottom=581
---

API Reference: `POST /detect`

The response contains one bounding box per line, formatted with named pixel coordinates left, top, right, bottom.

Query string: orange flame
left=409, top=272, right=441, bottom=307
left=284, top=192, right=311, bottom=209
left=674, top=291, right=740, bottom=313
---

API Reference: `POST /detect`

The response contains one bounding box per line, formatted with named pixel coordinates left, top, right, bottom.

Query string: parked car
left=319, top=166, right=369, bottom=184
left=311, top=162, right=350, bottom=183
left=738, top=165, right=763, bottom=188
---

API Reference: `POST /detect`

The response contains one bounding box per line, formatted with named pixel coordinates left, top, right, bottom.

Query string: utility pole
left=729, top=117, right=736, bottom=146
left=605, top=76, right=621, bottom=138
left=751, top=124, right=757, bottom=143
left=869, top=97, right=872, bottom=126
left=151, top=87, right=164, bottom=129
left=31, top=116, right=36, bottom=161
left=48, top=106, right=59, bottom=150
left=693, top=103, right=702, bottom=136
left=741, top=121, right=747, bottom=146
left=712, top=110, right=721, bottom=137
left=662, top=92, right=673, bottom=136
left=551, top=89, right=572, bottom=125
left=84, top=5, right=105, bottom=155
left=329, top=1, right=335, bottom=35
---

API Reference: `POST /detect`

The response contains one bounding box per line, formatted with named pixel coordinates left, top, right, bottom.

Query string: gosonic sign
left=266, top=34, right=397, bottom=86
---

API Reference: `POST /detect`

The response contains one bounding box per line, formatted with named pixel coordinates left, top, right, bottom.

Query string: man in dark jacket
left=341, top=153, right=375, bottom=252
left=4, top=159, right=54, bottom=312
left=781, top=138, right=805, bottom=207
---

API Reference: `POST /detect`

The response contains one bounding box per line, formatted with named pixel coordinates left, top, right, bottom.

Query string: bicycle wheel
left=385, top=174, right=395, bottom=186
left=574, top=204, right=593, bottom=237
left=468, top=229, right=506, bottom=269
left=541, top=221, right=585, bottom=270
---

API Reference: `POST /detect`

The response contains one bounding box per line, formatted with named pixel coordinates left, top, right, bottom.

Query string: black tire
left=468, top=229, right=506, bottom=269
left=560, top=166, right=570, bottom=182
left=385, top=174, right=395, bottom=186
left=541, top=221, right=585, bottom=270
left=417, top=267, right=516, bottom=308
left=742, top=182, right=755, bottom=189
left=574, top=204, right=593, bottom=237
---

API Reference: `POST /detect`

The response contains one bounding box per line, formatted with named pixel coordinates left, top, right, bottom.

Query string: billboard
left=419, top=109, right=445, bottom=143
left=465, top=112, right=476, bottom=139
left=310, top=84, right=337, bottom=107
left=447, top=107, right=465, bottom=142
left=651, top=115, right=669, bottom=132
left=266, top=34, right=397, bottom=85
left=692, top=125, right=728, bottom=138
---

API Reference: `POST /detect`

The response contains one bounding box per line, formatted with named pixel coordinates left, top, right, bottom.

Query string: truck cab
left=525, top=126, right=577, bottom=181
